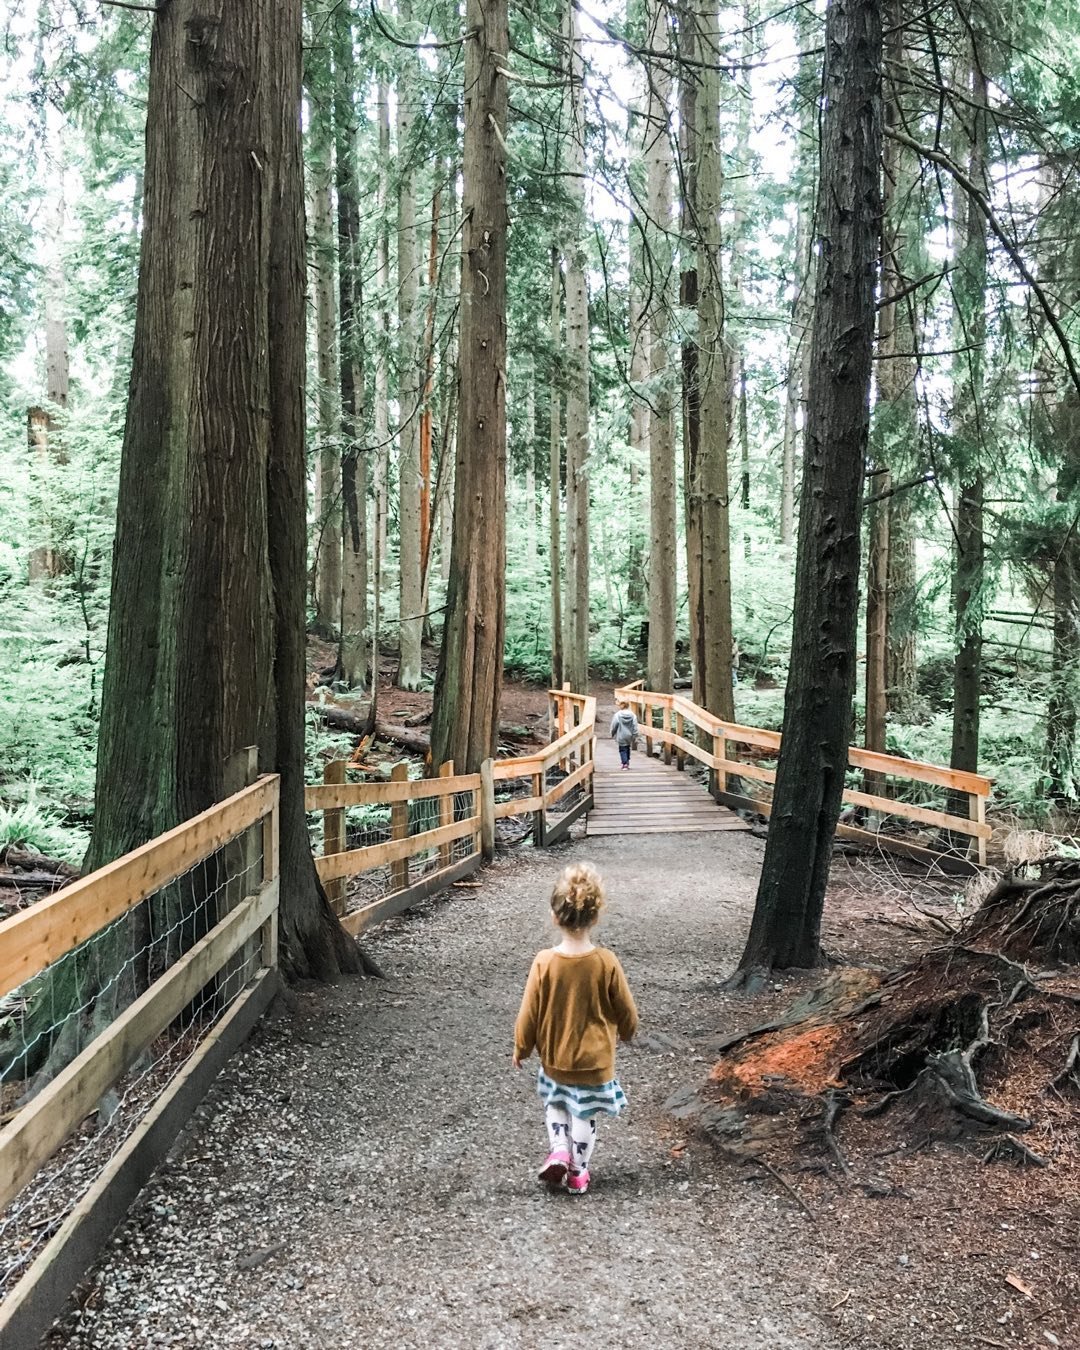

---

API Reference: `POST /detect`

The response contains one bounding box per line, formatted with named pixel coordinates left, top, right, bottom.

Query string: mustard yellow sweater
left=514, top=947, right=638, bottom=1085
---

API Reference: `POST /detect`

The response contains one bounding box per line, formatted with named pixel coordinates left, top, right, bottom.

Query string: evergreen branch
left=887, top=129, right=1080, bottom=402
left=862, top=474, right=934, bottom=508
left=369, top=2, right=473, bottom=52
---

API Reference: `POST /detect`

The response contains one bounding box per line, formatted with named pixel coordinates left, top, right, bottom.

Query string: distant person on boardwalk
left=610, top=701, right=639, bottom=770
left=513, top=863, right=638, bottom=1194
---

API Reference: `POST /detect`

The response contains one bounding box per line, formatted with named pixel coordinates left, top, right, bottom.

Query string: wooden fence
left=615, top=681, right=992, bottom=872
left=0, top=768, right=281, bottom=1349
left=305, top=689, right=597, bottom=931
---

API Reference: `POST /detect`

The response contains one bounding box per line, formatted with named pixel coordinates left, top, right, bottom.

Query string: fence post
left=438, top=760, right=455, bottom=868
left=533, top=765, right=547, bottom=847
left=480, top=757, right=496, bottom=860
left=712, top=732, right=727, bottom=800
left=390, top=761, right=410, bottom=891
left=675, top=708, right=684, bottom=770
left=261, top=784, right=280, bottom=971
left=663, top=700, right=673, bottom=766
left=644, top=702, right=653, bottom=757
left=560, top=681, right=571, bottom=771
left=970, top=790, right=987, bottom=867
left=323, top=759, right=347, bottom=915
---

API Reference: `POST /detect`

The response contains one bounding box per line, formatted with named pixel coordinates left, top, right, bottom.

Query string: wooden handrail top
left=549, top=688, right=594, bottom=709
left=0, top=775, right=280, bottom=1002
left=306, top=771, right=479, bottom=810
left=614, top=684, right=993, bottom=798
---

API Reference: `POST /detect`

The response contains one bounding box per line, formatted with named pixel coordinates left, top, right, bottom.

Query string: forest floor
left=46, top=746, right=1079, bottom=1350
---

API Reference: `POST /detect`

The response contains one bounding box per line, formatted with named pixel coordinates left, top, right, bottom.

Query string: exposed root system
left=697, top=857, right=1080, bottom=1174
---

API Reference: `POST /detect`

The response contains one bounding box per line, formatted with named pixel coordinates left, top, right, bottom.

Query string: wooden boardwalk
left=587, top=723, right=750, bottom=838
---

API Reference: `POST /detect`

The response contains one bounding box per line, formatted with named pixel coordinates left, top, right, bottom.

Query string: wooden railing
left=493, top=688, right=596, bottom=847
left=614, top=681, right=992, bottom=872
left=0, top=768, right=281, bottom=1348
left=305, top=688, right=597, bottom=933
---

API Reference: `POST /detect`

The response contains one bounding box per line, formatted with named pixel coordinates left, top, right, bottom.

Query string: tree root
left=746, top=1157, right=817, bottom=1222
left=820, top=1090, right=852, bottom=1177
left=982, top=1134, right=1049, bottom=1167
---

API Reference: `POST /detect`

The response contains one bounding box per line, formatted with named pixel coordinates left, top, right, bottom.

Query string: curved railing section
left=614, top=680, right=992, bottom=874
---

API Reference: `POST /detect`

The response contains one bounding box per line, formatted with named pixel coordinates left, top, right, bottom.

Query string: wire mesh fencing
left=308, top=767, right=483, bottom=929
left=0, top=829, right=273, bottom=1304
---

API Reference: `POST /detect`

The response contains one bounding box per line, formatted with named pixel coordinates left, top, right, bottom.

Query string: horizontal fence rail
left=306, top=689, right=597, bottom=932
left=614, top=681, right=992, bottom=873
left=0, top=759, right=281, bottom=1348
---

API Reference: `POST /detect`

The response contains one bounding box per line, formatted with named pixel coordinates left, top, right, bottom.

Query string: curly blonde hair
left=550, top=862, right=606, bottom=931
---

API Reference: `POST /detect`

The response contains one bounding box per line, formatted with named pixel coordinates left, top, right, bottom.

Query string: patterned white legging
left=545, top=1104, right=597, bottom=1171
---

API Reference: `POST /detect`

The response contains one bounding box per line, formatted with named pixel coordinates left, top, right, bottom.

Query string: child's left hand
left=511, top=1054, right=522, bottom=1070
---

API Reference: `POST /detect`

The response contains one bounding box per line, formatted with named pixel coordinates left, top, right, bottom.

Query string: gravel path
left=47, top=825, right=854, bottom=1349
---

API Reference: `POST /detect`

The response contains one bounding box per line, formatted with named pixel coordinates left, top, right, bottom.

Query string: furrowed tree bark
left=333, top=0, right=368, bottom=690
left=396, top=0, right=424, bottom=690
left=678, top=1, right=703, bottom=707
left=88, top=0, right=360, bottom=979
left=645, top=0, right=677, bottom=695
left=420, top=185, right=441, bottom=594
left=430, top=0, right=508, bottom=773
left=549, top=244, right=564, bottom=686
left=29, top=108, right=70, bottom=583
left=695, top=0, right=734, bottom=719
left=562, top=0, right=590, bottom=692
left=866, top=4, right=918, bottom=766
left=735, top=0, right=882, bottom=979
left=374, top=80, right=391, bottom=602
left=1047, top=428, right=1080, bottom=802
left=627, top=142, right=649, bottom=615
left=1043, top=174, right=1080, bottom=802
left=779, top=4, right=818, bottom=549
left=309, top=61, right=341, bottom=639
left=949, top=43, right=989, bottom=804
left=524, top=358, right=538, bottom=571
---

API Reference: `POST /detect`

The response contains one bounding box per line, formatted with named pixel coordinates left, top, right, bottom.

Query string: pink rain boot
left=538, top=1150, right=571, bottom=1185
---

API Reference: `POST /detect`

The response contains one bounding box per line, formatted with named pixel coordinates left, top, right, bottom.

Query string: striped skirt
left=536, top=1067, right=628, bottom=1119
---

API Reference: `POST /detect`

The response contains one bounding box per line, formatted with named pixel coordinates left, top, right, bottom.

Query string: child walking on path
left=610, top=702, right=639, bottom=769
left=513, top=863, right=638, bottom=1194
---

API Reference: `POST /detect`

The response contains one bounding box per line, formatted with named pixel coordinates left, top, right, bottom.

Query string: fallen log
left=309, top=702, right=431, bottom=755
left=0, top=870, right=71, bottom=891
left=0, top=848, right=79, bottom=878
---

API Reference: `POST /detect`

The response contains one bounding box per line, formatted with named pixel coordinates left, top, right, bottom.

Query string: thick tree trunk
left=396, top=0, right=424, bottom=690
left=374, top=81, right=391, bottom=600
left=549, top=245, right=564, bottom=686
left=645, top=0, right=677, bottom=694
left=88, top=0, right=359, bottom=979
left=779, top=9, right=818, bottom=548
left=309, top=79, right=340, bottom=638
left=695, top=0, right=734, bottom=719
left=886, top=495, right=919, bottom=717
left=1047, top=445, right=1080, bottom=802
left=420, top=186, right=440, bottom=591
left=864, top=472, right=890, bottom=786
left=334, top=2, right=368, bottom=690
left=29, top=119, right=70, bottom=583
left=949, top=52, right=989, bottom=793
left=524, top=360, right=538, bottom=571
left=736, top=0, right=882, bottom=979
left=866, top=9, right=919, bottom=752
left=677, top=2, right=703, bottom=707
left=430, top=0, right=508, bottom=773
left=562, top=0, right=590, bottom=692
left=627, top=196, right=649, bottom=613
